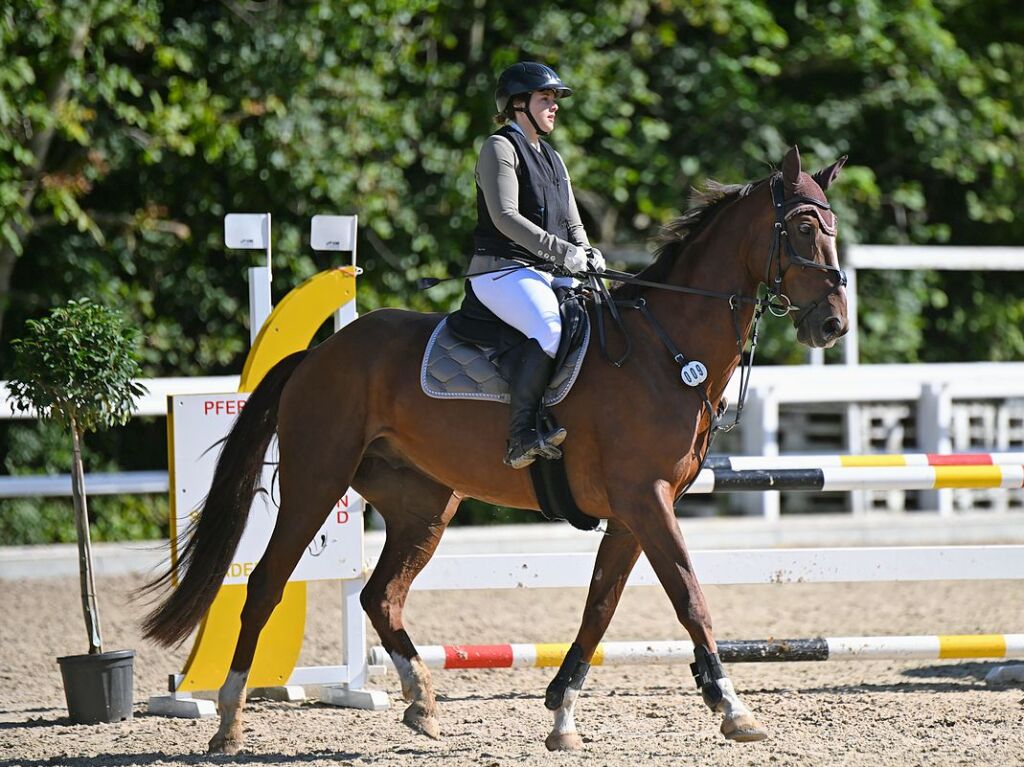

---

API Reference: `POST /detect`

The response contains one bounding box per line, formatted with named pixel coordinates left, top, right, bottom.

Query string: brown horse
left=144, top=145, right=848, bottom=753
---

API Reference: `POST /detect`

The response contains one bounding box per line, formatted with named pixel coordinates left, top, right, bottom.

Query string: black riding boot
left=504, top=339, right=568, bottom=469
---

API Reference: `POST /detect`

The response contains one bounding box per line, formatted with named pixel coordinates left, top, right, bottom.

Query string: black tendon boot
left=504, top=339, right=568, bottom=469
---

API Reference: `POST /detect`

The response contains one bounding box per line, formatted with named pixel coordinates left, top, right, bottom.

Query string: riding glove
left=561, top=244, right=588, bottom=274
left=587, top=246, right=606, bottom=272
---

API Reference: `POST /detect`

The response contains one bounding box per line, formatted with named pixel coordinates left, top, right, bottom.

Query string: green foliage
left=7, top=299, right=146, bottom=434
left=0, top=418, right=167, bottom=545
left=0, top=495, right=167, bottom=545
left=2, top=1, right=1024, bottom=540
left=3, top=0, right=1023, bottom=376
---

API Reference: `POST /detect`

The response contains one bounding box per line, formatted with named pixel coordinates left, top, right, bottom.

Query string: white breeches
left=469, top=268, right=575, bottom=358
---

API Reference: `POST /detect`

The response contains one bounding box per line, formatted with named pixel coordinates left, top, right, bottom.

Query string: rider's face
left=529, top=89, right=559, bottom=133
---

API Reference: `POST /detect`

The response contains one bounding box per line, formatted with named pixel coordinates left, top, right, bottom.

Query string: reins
left=420, top=174, right=844, bottom=476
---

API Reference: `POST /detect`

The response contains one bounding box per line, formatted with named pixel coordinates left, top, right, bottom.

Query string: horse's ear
left=811, top=155, right=848, bottom=191
left=782, top=145, right=802, bottom=193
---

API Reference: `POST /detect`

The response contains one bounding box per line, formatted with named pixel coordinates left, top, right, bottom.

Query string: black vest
left=473, top=125, right=572, bottom=261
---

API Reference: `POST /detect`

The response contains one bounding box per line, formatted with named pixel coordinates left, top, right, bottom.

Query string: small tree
left=8, top=299, right=146, bottom=654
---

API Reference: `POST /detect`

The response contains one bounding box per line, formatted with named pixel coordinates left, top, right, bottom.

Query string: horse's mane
left=613, top=175, right=770, bottom=299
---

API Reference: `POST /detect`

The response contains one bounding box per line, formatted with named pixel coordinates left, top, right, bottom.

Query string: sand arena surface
left=1, top=572, right=1023, bottom=766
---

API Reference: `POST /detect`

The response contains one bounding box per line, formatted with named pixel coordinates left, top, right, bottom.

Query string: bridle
left=577, top=173, right=847, bottom=467
left=764, top=175, right=847, bottom=324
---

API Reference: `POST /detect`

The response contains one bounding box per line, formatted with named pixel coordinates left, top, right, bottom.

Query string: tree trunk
left=70, top=419, right=103, bottom=654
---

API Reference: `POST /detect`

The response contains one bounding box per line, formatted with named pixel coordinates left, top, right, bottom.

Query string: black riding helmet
left=494, top=62, right=572, bottom=136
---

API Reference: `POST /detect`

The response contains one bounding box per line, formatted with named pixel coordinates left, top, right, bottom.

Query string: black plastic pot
left=57, top=649, right=135, bottom=724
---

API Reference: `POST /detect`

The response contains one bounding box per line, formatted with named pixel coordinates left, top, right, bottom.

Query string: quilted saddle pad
left=420, top=318, right=590, bottom=407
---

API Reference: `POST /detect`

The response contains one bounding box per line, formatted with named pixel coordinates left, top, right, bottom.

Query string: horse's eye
left=798, top=223, right=813, bottom=235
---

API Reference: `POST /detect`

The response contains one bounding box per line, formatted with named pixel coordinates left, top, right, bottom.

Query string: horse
left=143, top=145, right=849, bottom=753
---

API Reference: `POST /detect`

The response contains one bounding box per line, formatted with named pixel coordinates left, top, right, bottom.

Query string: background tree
left=6, top=299, right=145, bottom=650
left=1, top=0, right=1022, bottom=536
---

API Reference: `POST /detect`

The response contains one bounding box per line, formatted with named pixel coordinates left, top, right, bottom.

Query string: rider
left=468, top=61, right=605, bottom=470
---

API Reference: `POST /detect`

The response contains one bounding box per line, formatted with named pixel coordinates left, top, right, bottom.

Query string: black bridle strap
left=765, top=176, right=847, bottom=325
left=631, top=297, right=719, bottom=428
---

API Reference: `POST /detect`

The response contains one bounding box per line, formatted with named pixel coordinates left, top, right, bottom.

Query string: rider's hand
left=587, top=246, right=606, bottom=272
left=562, top=244, right=588, bottom=274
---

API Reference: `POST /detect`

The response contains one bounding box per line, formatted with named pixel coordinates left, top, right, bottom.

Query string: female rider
left=467, top=61, right=605, bottom=470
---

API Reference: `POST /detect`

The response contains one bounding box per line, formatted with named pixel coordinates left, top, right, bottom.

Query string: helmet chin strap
left=514, top=104, right=549, bottom=137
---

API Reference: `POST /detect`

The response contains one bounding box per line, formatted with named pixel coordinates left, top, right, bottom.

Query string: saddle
left=420, top=281, right=601, bottom=531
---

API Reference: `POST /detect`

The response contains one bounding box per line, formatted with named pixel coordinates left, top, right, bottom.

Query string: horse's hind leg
left=209, top=424, right=360, bottom=753
left=544, top=519, right=642, bottom=751
left=355, top=458, right=461, bottom=739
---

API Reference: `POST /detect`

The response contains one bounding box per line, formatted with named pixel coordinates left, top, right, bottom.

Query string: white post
left=334, top=298, right=357, bottom=334
left=739, top=386, right=780, bottom=519
left=225, top=213, right=274, bottom=344
left=846, top=403, right=866, bottom=515
left=841, top=266, right=865, bottom=514
left=310, top=214, right=359, bottom=331
left=317, top=577, right=388, bottom=710
left=917, top=382, right=953, bottom=515
left=248, top=267, right=272, bottom=345
left=843, top=266, right=859, bottom=366
left=264, top=212, right=272, bottom=283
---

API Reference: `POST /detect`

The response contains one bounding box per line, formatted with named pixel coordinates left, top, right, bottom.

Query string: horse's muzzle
left=797, top=312, right=848, bottom=349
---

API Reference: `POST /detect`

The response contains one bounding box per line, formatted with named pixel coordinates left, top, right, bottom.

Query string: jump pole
left=370, top=634, right=1024, bottom=671
left=684, top=463, right=1024, bottom=494
left=704, top=452, right=1024, bottom=470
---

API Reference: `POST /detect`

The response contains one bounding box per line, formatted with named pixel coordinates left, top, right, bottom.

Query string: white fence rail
left=4, top=244, right=1024, bottom=512
left=730, top=362, right=1024, bottom=518
left=3, top=363, right=1024, bottom=512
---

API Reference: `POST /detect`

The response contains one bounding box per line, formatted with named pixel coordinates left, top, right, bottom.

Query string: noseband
left=765, top=176, right=847, bottom=324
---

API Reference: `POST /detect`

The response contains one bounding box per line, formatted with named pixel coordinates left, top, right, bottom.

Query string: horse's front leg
left=620, top=479, right=767, bottom=743
left=544, top=519, right=642, bottom=751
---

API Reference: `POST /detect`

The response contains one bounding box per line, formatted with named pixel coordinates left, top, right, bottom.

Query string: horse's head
left=765, top=146, right=849, bottom=349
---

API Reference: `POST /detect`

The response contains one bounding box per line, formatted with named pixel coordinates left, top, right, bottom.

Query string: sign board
left=224, top=213, right=270, bottom=250
left=310, top=214, right=357, bottom=252
left=170, top=392, right=363, bottom=582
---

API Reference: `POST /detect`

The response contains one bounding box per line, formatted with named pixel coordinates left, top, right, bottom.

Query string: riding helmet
left=494, top=62, right=573, bottom=113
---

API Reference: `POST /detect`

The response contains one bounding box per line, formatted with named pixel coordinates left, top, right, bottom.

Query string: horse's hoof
left=545, top=731, right=584, bottom=751
left=721, top=713, right=768, bottom=742
left=403, top=704, right=441, bottom=739
left=208, top=732, right=243, bottom=755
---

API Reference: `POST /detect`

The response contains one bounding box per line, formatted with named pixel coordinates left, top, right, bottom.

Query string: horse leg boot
left=504, top=339, right=566, bottom=469
left=690, top=644, right=764, bottom=741
left=620, top=481, right=767, bottom=743
left=544, top=520, right=642, bottom=751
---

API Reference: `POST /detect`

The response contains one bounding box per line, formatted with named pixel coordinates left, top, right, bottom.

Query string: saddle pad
left=420, top=318, right=590, bottom=407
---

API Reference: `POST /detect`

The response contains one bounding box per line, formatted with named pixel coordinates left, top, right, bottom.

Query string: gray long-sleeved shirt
left=468, top=130, right=590, bottom=276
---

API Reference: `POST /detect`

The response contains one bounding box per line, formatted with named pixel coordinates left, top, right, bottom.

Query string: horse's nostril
left=822, top=316, right=843, bottom=337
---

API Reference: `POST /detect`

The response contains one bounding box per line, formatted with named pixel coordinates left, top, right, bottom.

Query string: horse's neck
left=645, top=197, right=766, bottom=402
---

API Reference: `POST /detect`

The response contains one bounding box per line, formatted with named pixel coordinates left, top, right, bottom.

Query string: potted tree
left=8, top=298, right=146, bottom=724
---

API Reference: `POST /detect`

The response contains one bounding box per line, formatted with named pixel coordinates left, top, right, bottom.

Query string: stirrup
left=504, top=426, right=566, bottom=469
left=504, top=439, right=543, bottom=469
left=536, top=426, right=567, bottom=460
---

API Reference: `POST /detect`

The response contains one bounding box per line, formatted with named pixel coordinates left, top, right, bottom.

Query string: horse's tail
left=141, top=350, right=309, bottom=648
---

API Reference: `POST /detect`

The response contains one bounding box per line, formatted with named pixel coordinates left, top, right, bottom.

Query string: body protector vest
left=473, top=125, right=572, bottom=262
